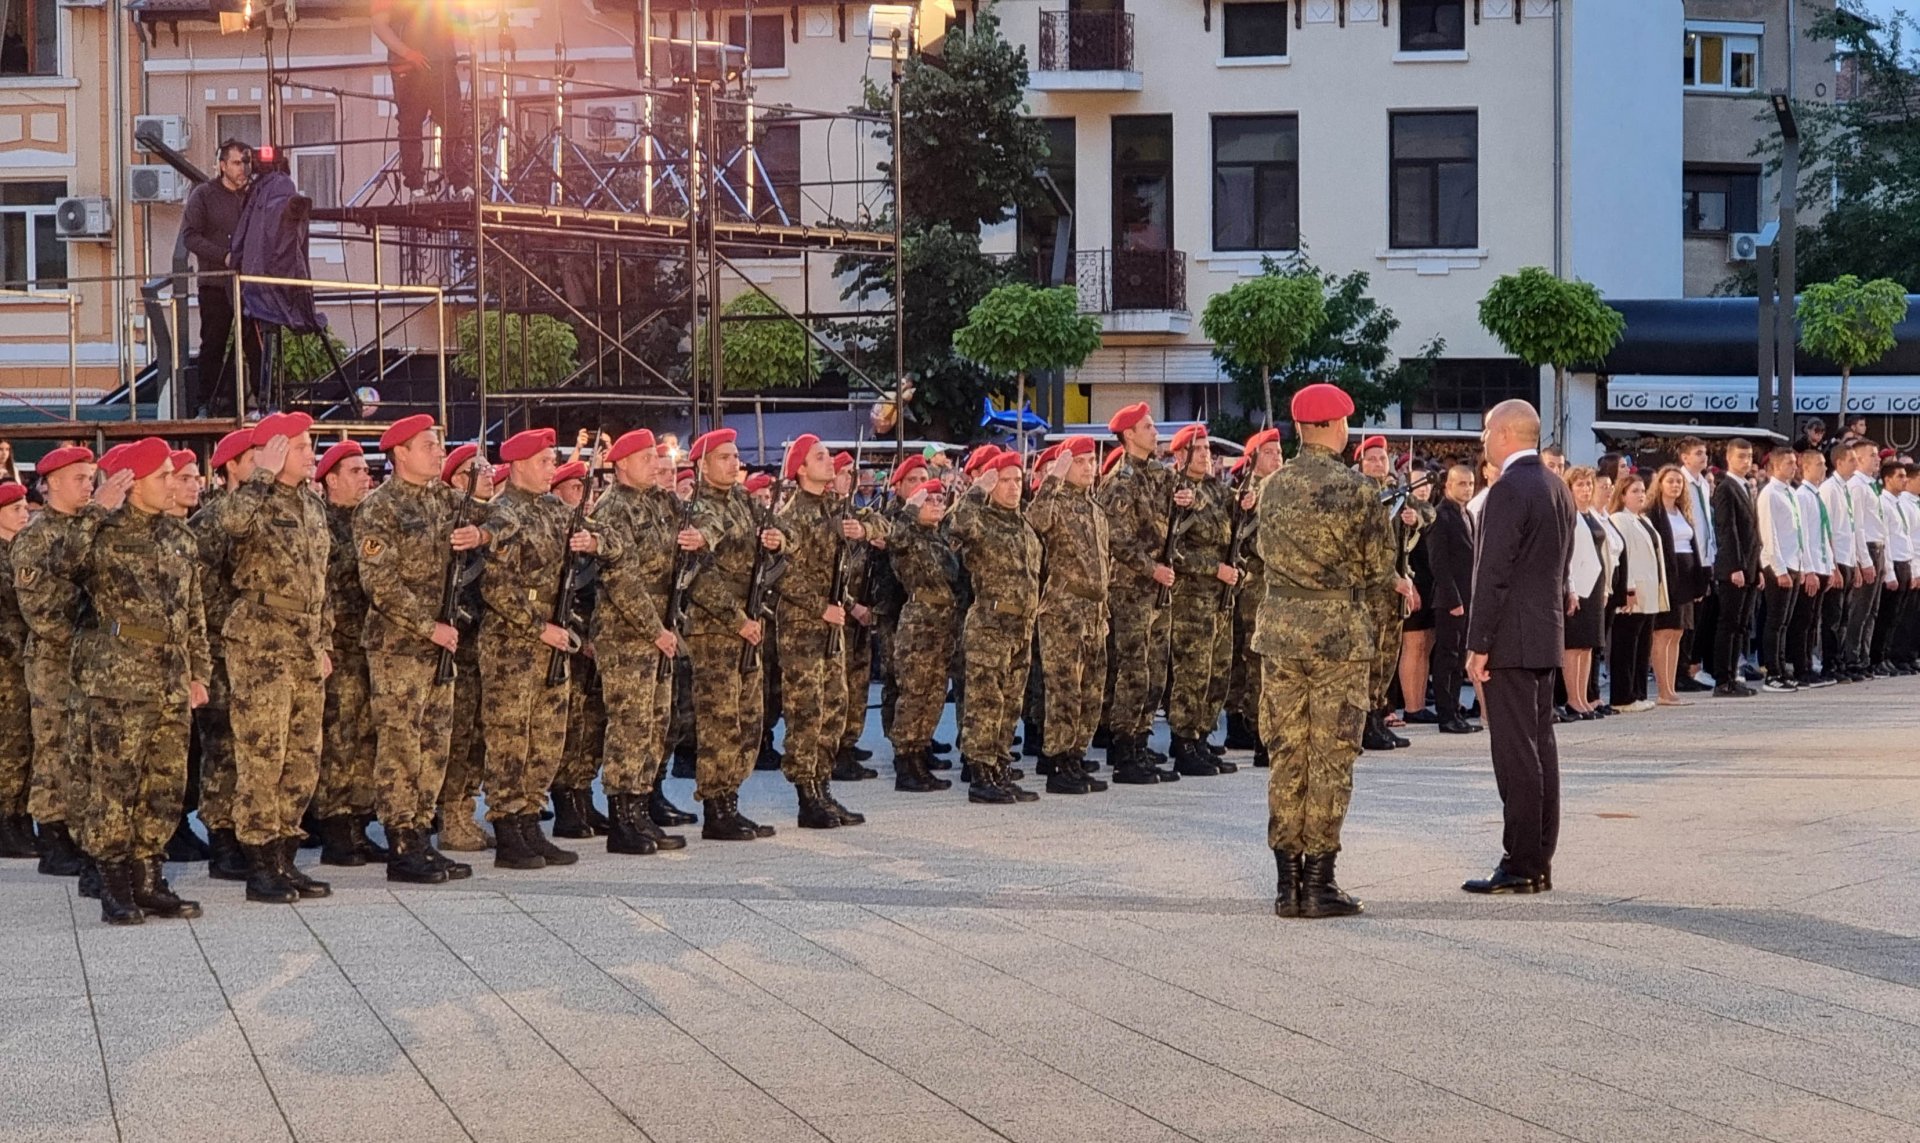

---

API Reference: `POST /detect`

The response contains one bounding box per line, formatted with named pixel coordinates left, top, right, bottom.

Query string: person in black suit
left=1426, top=465, right=1481, bottom=734
left=1464, top=401, right=1576, bottom=895
left=1710, top=439, right=1760, bottom=697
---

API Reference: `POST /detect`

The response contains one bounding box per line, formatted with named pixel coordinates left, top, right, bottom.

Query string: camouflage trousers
left=959, top=610, right=1033, bottom=762
left=1167, top=585, right=1234, bottom=739
left=1107, top=577, right=1171, bottom=737
left=83, top=696, right=190, bottom=863
left=1261, top=656, right=1368, bottom=855
left=479, top=627, right=569, bottom=821
left=226, top=641, right=325, bottom=846
left=667, top=653, right=695, bottom=753
left=687, top=628, right=763, bottom=802
left=776, top=618, right=848, bottom=786
left=556, top=655, right=606, bottom=790
left=25, top=647, right=80, bottom=825
left=1039, top=600, right=1105, bottom=757
left=0, top=657, right=32, bottom=816
left=1225, top=582, right=1263, bottom=721
left=887, top=601, right=955, bottom=754
left=597, top=635, right=671, bottom=795
left=367, top=646, right=454, bottom=831
left=315, top=650, right=377, bottom=818
left=1370, top=595, right=1404, bottom=712
left=193, top=659, right=237, bottom=830
left=442, top=638, right=484, bottom=809
left=839, top=625, right=873, bottom=752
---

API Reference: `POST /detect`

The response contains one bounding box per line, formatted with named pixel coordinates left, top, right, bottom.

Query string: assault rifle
left=544, top=421, right=604, bottom=687
left=433, top=457, right=483, bottom=685
left=738, top=480, right=789, bottom=675
left=825, top=428, right=866, bottom=658
left=1156, top=465, right=1186, bottom=609
left=1218, top=461, right=1259, bottom=609
left=657, top=492, right=699, bottom=681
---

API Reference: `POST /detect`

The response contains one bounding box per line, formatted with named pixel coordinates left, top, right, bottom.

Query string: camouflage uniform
left=218, top=470, right=333, bottom=848
left=948, top=492, right=1041, bottom=763
left=1026, top=474, right=1108, bottom=757
left=887, top=506, right=960, bottom=756
left=1097, top=454, right=1176, bottom=738
left=1252, top=443, right=1394, bottom=855
left=836, top=514, right=883, bottom=756
left=1167, top=471, right=1234, bottom=741
left=75, top=505, right=209, bottom=863
left=356, top=475, right=465, bottom=833
left=772, top=487, right=850, bottom=786
left=13, top=505, right=103, bottom=832
left=315, top=501, right=376, bottom=819
left=443, top=572, right=485, bottom=811
left=556, top=654, right=606, bottom=790
left=187, top=490, right=240, bottom=834
left=683, top=480, right=767, bottom=802
left=1226, top=474, right=1268, bottom=732
left=0, top=534, right=33, bottom=821
left=588, top=481, right=678, bottom=796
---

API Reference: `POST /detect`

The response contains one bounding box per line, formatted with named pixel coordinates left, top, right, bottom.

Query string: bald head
left=1484, top=399, right=1542, bottom=467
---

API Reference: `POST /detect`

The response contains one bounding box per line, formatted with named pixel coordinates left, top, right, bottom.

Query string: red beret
left=0, top=483, right=24, bottom=508
left=832, top=451, right=855, bottom=473
left=1036, top=444, right=1062, bottom=468
left=783, top=433, right=821, bottom=481
left=675, top=468, right=694, bottom=484
left=379, top=414, right=436, bottom=452
left=1355, top=435, right=1388, bottom=459
left=1061, top=435, right=1095, bottom=457
left=37, top=445, right=94, bottom=476
left=1170, top=424, right=1208, bottom=453
left=987, top=451, right=1023, bottom=475
left=491, top=464, right=511, bottom=485
left=169, top=449, right=198, bottom=473
left=911, top=478, right=944, bottom=499
left=1882, top=447, right=1897, bottom=460
left=316, top=440, right=364, bottom=482
left=210, top=430, right=254, bottom=471
left=441, top=443, right=480, bottom=485
left=744, top=472, right=773, bottom=494
left=1102, top=448, right=1125, bottom=476
left=122, top=437, right=173, bottom=481
left=963, top=445, right=1002, bottom=476
left=252, top=411, right=313, bottom=446
left=890, top=454, right=928, bottom=488
left=1244, top=428, right=1280, bottom=454
left=551, top=461, right=588, bottom=487
left=1290, top=383, right=1355, bottom=424
left=500, top=427, right=556, bottom=464
left=1230, top=455, right=1249, bottom=473
left=606, top=429, right=656, bottom=464
left=97, top=444, right=132, bottom=475
left=689, top=428, right=737, bottom=462
left=1107, top=402, right=1150, bottom=436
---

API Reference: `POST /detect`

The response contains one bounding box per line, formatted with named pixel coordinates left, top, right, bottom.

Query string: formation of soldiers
left=0, top=387, right=1408, bottom=925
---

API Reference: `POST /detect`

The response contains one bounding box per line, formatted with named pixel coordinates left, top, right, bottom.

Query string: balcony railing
left=1076, top=248, right=1187, bottom=314
left=1039, top=10, right=1135, bottom=73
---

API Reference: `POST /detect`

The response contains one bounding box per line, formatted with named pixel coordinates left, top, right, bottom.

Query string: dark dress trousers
left=1427, top=498, right=1476, bottom=721
left=1468, top=454, right=1576, bottom=880
left=1711, top=474, right=1760, bottom=682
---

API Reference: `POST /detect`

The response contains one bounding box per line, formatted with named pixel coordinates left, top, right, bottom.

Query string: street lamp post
left=1767, top=93, right=1800, bottom=439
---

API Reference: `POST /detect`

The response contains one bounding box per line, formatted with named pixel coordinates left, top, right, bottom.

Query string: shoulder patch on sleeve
left=14, top=566, right=36, bottom=589
left=360, top=537, right=385, bottom=559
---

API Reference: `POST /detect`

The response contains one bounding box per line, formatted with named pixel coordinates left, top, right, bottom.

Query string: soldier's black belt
left=107, top=618, right=169, bottom=646
left=1270, top=585, right=1366, bottom=603
left=248, top=591, right=321, bottom=616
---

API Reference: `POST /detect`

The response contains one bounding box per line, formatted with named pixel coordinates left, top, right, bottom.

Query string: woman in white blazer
left=1608, top=475, right=1668, bottom=712
left=1561, top=467, right=1609, bottom=718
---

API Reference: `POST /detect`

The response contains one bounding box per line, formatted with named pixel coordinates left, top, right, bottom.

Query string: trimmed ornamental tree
left=1476, top=267, right=1625, bottom=445
left=1797, top=275, right=1909, bottom=419
left=697, top=292, right=822, bottom=391
left=455, top=311, right=579, bottom=392
left=952, top=283, right=1102, bottom=456
left=1200, top=269, right=1326, bottom=428
left=278, top=331, right=350, bottom=384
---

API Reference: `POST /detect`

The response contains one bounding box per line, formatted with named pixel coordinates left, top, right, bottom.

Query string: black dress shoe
left=1462, top=867, right=1541, bottom=895
left=1403, top=707, right=1440, bottom=724
left=1437, top=717, right=1481, bottom=734
left=1674, top=675, right=1711, bottom=693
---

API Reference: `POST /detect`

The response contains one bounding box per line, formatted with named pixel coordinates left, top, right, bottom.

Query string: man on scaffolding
left=180, top=140, right=259, bottom=420
left=372, top=0, right=471, bottom=197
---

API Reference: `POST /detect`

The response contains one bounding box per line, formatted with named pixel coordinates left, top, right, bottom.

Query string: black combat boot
left=1272, top=850, right=1304, bottom=918
left=493, top=815, right=547, bottom=869
left=78, top=858, right=101, bottom=899
left=386, top=827, right=451, bottom=885
left=796, top=782, right=842, bottom=829
left=1023, top=720, right=1044, bottom=758
left=831, top=747, right=878, bottom=782
left=298, top=806, right=324, bottom=849
left=421, top=836, right=473, bottom=880
left=821, top=782, right=866, bottom=825
left=1299, top=852, right=1364, bottom=918
left=609, top=792, right=685, bottom=854
left=1045, top=756, right=1092, bottom=795
left=965, top=759, right=1016, bottom=805
left=1211, top=751, right=1238, bottom=774
left=1034, top=754, right=1058, bottom=777
left=1172, top=736, right=1222, bottom=777
left=894, top=750, right=950, bottom=793
left=165, top=815, right=211, bottom=862
left=1080, top=750, right=1100, bottom=773
left=755, top=738, right=784, bottom=771
left=98, top=861, right=145, bottom=926
left=647, top=787, right=698, bottom=827
left=994, top=765, right=1040, bottom=803
left=850, top=745, right=875, bottom=762
left=352, top=814, right=391, bottom=862
left=1205, top=737, right=1227, bottom=756
left=35, top=820, right=85, bottom=877
left=244, top=843, right=299, bottom=903
left=1361, top=713, right=1397, bottom=752
left=317, top=815, right=369, bottom=867
left=1068, top=752, right=1107, bottom=793
left=520, top=817, right=580, bottom=865
left=927, top=737, right=954, bottom=765
left=1106, top=736, right=1159, bottom=785
left=1140, top=734, right=1180, bottom=783
left=1225, top=712, right=1261, bottom=751
left=701, top=797, right=761, bottom=841
left=206, top=827, right=251, bottom=881
left=134, top=858, right=203, bottom=919
left=0, top=814, right=35, bottom=859
left=1381, top=711, right=1410, bottom=749
left=580, top=793, right=611, bottom=835
left=549, top=788, right=594, bottom=839
left=1253, top=744, right=1270, bottom=768
left=277, top=839, right=333, bottom=898
left=1091, top=726, right=1112, bottom=750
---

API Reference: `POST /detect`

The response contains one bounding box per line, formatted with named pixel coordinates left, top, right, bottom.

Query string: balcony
left=1075, top=249, right=1189, bottom=334
left=1033, top=11, right=1143, bottom=92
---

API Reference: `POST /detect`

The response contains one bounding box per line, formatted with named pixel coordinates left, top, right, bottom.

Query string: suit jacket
left=1469, top=454, right=1576, bottom=670
left=1427, top=498, right=1475, bottom=614
left=1647, top=505, right=1702, bottom=605
left=1711, top=474, right=1759, bottom=579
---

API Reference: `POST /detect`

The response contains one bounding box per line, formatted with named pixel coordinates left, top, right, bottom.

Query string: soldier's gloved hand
left=1174, top=488, right=1195, bottom=509
left=824, top=603, right=847, bottom=627
left=539, top=623, right=573, bottom=651
left=839, top=517, right=865, bottom=540
left=759, top=528, right=783, bottom=552
left=1152, top=563, right=1175, bottom=588
left=739, top=619, right=763, bottom=646
left=569, top=530, right=599, bottom=554
left=654, top=630, right=679, bottom=657
left=450, top=525, right=484, bottom=552
left=92, top=469, right=134, bottom=511
left=1214, top=562, right=1239, bottom=586
left=678, top=527, right=705, bottom=551
left=431, top=622, right=460, bottom=652
left=189, top=681, right=209, bottom=710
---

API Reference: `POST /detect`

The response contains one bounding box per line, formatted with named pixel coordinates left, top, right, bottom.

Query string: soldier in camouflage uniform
left=187, top=429, right=255, bottom=880
left=477, top=427, right=609, bottom=870
left=1162, top=425, right=1242, bottom=778
left=1357, top=436, right=1421, bottom=751
left=15, top=446, right=125, bottom=878
left=220, top=412, right=336, bottom=904
left=0, top=483, right=38, bottom=859
left=883, top=466, right=955, bottom=793
left=831, top=453, right=882, bottom=781
left=548, top=460, right=611, bottom=839
left=75, top=439, right=210, bottom=924
left=1225, top=429, right=1283, bottom=768
left=356, top=415, right=483, bottom=885
left=1255, top=385, right=1400, bottom=919
left=313, top=440, right=386, bottom=867
left=1025, top=437, right=1110, bottom=796
left=160, top=448, right=213, bottom=863
left=435, top=443, right=492, bottom=851
left=948, top=451, right=1042, bottom=804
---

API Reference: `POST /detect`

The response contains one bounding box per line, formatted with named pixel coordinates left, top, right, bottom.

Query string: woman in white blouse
left=1608, top=475, right=1668, bottom=713
left=1561, top=467, right=1609, bottom=718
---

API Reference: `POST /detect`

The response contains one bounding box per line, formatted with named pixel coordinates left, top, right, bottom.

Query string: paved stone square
left=3, top=683, right=1918, bottom=1143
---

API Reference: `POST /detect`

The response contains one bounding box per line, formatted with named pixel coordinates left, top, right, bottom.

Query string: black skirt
left=1655, top=550, right=1698, bottom=631
left=1566, top=515, right=1608, bottom=649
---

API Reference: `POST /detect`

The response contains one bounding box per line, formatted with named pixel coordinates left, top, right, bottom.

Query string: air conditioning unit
left=129, top=165, right=188, bottom=204
left=54, top=196, right=113, bottom=240
left=584, top=102, right=637, bottom=141
left=1728, top=231, right=1762, bottom=262
left=133, top=114, right=190, bottom=154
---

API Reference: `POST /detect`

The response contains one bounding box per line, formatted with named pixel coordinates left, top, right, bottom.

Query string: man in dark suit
left=1464, top=401, right=1575, bottom=894
left=1427, top=464, right=1481, bottom=735
left=1710, top=439, right=1760, bottom=697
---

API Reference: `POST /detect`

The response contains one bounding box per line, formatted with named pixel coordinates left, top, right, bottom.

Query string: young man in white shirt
left=1846, top=440, right=1886, bottom=674
left=1885, top=463, right=1920, bottom=672
left=1792, top=449, right=1838, bottom=688
left=1819, top=444, right=1869, bottom=683
left=1755, top=448, right=1809, bottom=690
left=1873, top=459, right=1913, bottom=673
left=1676, top=437, right=1718, bottom=692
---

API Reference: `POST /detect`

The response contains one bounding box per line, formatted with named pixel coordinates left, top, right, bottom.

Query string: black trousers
left=1846, top=545, right=1884, bottom=668
left=392, top=61, right=469, bottom=190
left=1789, top=579, right=1823, bottom=680
left=1821, top=567, right=1854, bottom=675
left=194, top=284, right=259, bottom=419
left=1871, top=575, right=1906, bottom=666
left=1712, top=578, right=1758, bottom=683
left=1688, top=580, right=1718, bottom=672
left=1485, top=666, right=1560, bottom=879
left=1762, top=579, right=1797, bottom=677
left=1609, top=613, right=1651, bottom=707
left=1431, top=609, right=1468, bottom=721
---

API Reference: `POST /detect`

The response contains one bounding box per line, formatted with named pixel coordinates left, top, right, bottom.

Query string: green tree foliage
left=1477, top=266, right=1624, bottom=444
left=454, top=311, right=580, bottom=393
left=953, top=284, right=1101, bottom=447
left=277, top=331, right=349, bottom=385
left=695, top=292, right=823, bottom=391
left=1797, top=274, right=1910, bottom=415
left=1199, top=271, right=1327, bottom=428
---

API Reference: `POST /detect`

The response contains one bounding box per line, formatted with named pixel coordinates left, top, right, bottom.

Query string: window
left=1224, top=3, right=1288, bottom=59
left=1683, top=167, right=1759, bottom=235
left=1, top=0, right=57, bottom=78
left=725, top=121, right=801, bottom=225
left=1389, top=110, right=1476, bottom=250
left=213, top=111, right=263, bottom=151
left=1021, top=118, right=1077, bottom=284
left=1683, top=27, right=1759, bottom=92
left=1112, top=115, right=1173, bottom=252
left=726, top=13, right=786, bottom=71
left=0, top=181, right=68, bottom=291
left=1403, top=358, right=1535, bottom=431
left=1400, top=0, right=1465, bottom=53
left=1212, top=116, right=1298, bottom=252
left=287, top=109, right=339, bottom=211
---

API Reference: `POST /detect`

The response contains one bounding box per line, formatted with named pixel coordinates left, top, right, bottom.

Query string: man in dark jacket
left=1710, top=439, right=1761, bottom=697
left=1427, top=465, right=1480, bottom=734
left=178, top=140, right=256, bottom=418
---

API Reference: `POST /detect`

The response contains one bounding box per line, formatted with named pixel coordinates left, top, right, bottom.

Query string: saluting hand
left=431, top=622, right=460, bottom=652
left=1050, top=453, right=1074, bottom=481
left=449, top=525, right=483, bottom=552
left=92, top=469, right=134, bottom=511
left=255, top=436, right=290, bottom=476
left=678, top=527, right=705, bottom=551
left=839, top=517, right=865, bottom=540
left=569, top=529, right=598, bottom=554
